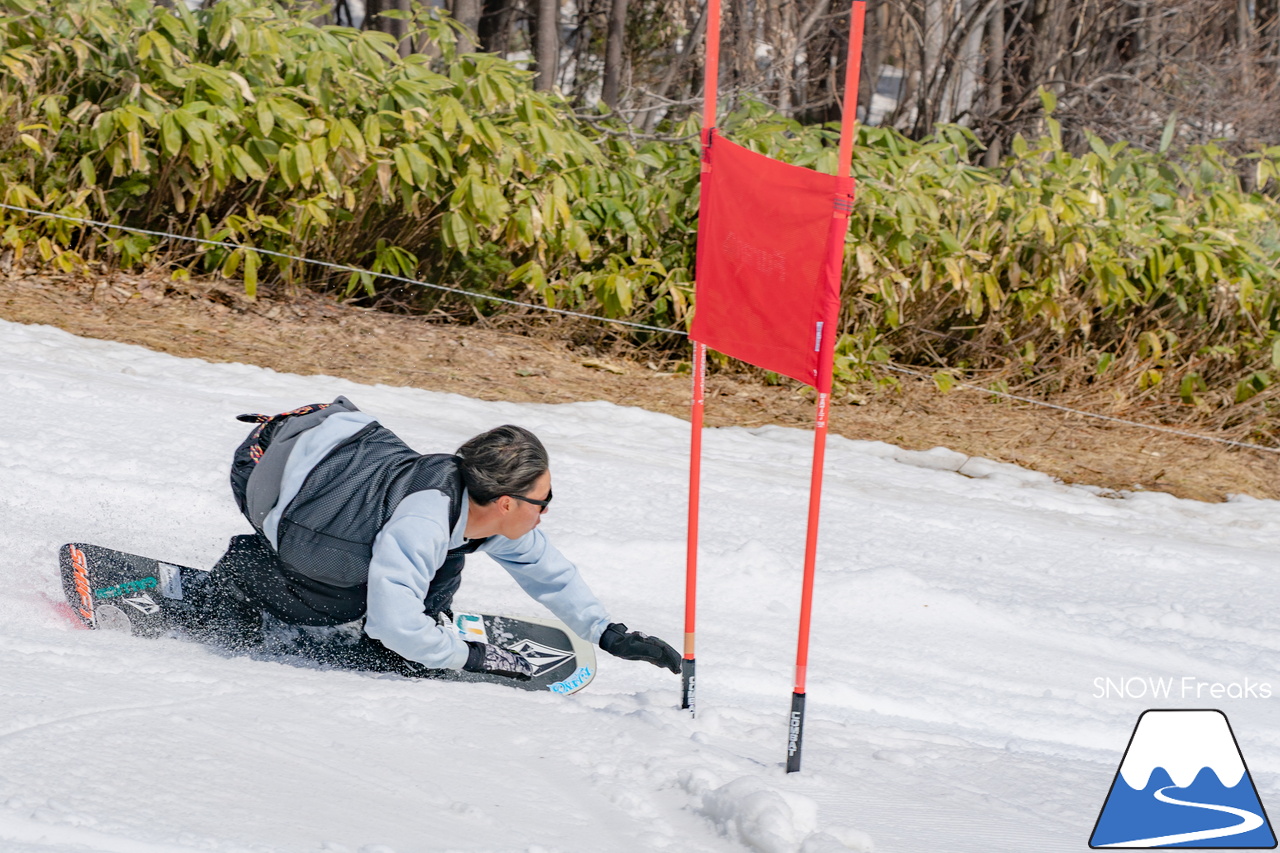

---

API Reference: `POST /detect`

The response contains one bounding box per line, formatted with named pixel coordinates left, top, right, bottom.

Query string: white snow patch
left=3, top=317, right=1280, bottom=852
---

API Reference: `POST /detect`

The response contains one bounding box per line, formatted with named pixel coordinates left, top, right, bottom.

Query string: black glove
left=599, top=623, right=681, bottom=673
left=462, top=642, right=534, bottom=681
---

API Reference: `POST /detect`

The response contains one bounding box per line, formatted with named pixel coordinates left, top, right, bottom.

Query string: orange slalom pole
left=703, top=0, right=721, bottom=127
left=684, top=0, right=722, bottom=716
left=683, top=341, right=706, bottom=713
left=786, top=0, right=866, bottom=774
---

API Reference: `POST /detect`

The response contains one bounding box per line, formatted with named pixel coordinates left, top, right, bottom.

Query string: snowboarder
left=191, top=397, right=682, bottom=683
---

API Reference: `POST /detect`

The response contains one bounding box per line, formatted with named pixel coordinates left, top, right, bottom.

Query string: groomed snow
left=2, top=318, right=1278, bottom=853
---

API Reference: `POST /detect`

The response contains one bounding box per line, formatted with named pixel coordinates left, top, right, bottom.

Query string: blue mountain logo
left=1091, top=709, right=1276, bottom=848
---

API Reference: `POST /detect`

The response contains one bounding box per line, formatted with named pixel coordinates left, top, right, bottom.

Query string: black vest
left=232, top=400, right=486, bottom=590
left=276, top=423, right=483, bottom=587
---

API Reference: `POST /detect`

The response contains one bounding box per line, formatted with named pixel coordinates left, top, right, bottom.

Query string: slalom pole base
left=681, top=658, right=696, bottom=715
left=785, top=691, right=806, bottom=773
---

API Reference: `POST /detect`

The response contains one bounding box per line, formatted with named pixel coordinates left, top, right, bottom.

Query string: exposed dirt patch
left=3, top=266, right=1277, bottom=503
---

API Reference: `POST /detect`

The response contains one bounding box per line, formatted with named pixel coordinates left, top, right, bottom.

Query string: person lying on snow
left=189, top=396, right=681, bottom=682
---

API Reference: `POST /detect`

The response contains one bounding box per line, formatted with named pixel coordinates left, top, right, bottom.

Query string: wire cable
left=0, top=202, right=687, bottom=335
left=3, top=202, right=1276, bottom=455
left=878, top=363, right=1280, bottom=454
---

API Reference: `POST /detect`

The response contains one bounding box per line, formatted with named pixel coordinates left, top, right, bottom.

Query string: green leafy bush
left=722, top=102, right=1280, bottom=431
left=0, top=0, right=692, bottom=326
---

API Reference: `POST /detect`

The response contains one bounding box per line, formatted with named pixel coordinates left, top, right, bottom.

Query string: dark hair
left=455, top=425, right=549, bottom=504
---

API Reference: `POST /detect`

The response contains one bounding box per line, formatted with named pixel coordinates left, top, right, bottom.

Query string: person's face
left=498, top=470, right=552, bottom=539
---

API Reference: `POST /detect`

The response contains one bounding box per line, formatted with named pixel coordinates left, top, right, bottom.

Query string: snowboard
left=58, top=542, right=596, bottom=695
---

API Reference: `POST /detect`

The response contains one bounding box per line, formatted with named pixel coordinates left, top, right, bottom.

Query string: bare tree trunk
left=918, top=0, right=945, bottom=131
left=1238, top=0, right=1254, bottom=89
left=347, top=0, right=1280, bottom=165
left=779, top=0, right=829, bottom=118
left=364, top=0, right=411, bottom=54
left=389, top=0, right=409, bottom=56
left=1031, top=0, right=1063, bottom=88
left=765, top=0, right=792, bottom=115
left=724, top=0, right=754, bottom=101
left=477, top=0, right=516, bottom=54
left=302, top=0, right=334, bottom=27
left=364, top=0, right=386, bottom=32
left=534, top=0, right=560, bottom=91
left=857, top=0, right=884, bottom=124
left=1261, top=0, right=1280, bottom=57
left=951, top=0, right=984, bottom=124
left=560, top=0, right=598, bottom=104
left=452, top=0, right=483, bottom=53
left=911, top=0, right=977, bottom=131
left=1259, top=0, right=1280, bottom=56
left=983, top=0, right=1004, bottom=166
left=1000, top=0, right=1068, bottom=135
left=602, top=0, right=629, bottom=108
left=1116, top=0, right=1143, bottom=63
left=642, top=1, right=708, bottom=130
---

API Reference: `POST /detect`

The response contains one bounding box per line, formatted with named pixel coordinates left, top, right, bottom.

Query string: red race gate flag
left=684, top=0, right=866, bottom=774
left=690, top=132, right=854, bottom=387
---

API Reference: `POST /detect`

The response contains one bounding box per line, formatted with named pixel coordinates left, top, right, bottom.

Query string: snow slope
left=1, top=318, right=1278, bottom=853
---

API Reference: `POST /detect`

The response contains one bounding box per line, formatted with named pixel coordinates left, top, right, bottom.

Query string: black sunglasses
left=509, top=487, right=553, bottom=512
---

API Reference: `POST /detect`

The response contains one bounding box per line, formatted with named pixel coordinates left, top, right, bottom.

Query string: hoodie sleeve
left=480, top=531, right=612, bottom=644
left=363, top=490, right=471, bottom=670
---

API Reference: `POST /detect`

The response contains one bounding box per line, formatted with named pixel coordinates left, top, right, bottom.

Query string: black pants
left=213, top=534, right=466, bottom=624
left=199, top=535, right=465, bottom=671
left=214, top=534, right=366, bottom=626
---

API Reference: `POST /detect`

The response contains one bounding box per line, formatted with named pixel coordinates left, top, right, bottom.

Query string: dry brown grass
left=2, top=265, right=1277, bottom=503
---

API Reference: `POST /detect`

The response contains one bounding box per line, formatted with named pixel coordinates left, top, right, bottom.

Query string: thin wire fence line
left=0, top=203, right=684, bottom=335
left=878, top=363, right=1280, bottom=454
left=4, top=203, right=1276, bottom=455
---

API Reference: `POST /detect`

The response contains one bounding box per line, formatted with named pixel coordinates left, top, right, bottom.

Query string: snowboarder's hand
left=463, top=641, right=534, bottom=681
left=599, top=623, right=681, bottom=673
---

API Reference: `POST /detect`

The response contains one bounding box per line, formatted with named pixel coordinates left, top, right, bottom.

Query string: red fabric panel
left=691, top=131, right=852, bottom=387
